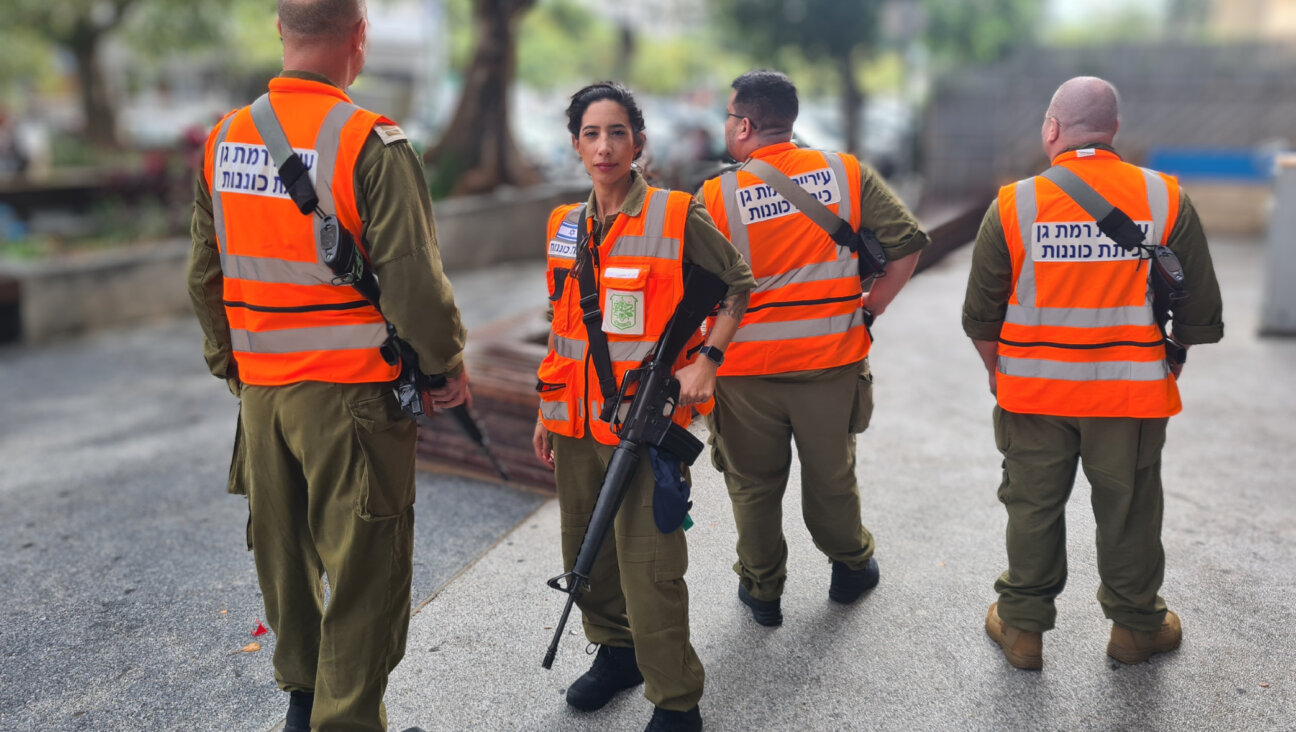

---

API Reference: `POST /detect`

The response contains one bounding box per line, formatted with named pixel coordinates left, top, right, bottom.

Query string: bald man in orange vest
left=965, top=76, right=1223, bottom=670
left=189, top=1, right=467, bottom=728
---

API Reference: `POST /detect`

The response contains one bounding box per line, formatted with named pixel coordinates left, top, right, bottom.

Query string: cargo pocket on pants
left=848, top=360, right=874, bottom=434
left=349, top=392, right=417, bottom=521
left=227, top=406, right=249, bottom=495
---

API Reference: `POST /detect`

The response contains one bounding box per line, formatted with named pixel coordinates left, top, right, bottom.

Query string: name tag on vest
left=737, top=167, right=841, bottom=225
left=215, top=142, right=318, bottom=199
left=1030, top=221, right=1152, bottom=262
left=549, top=220, right=579, bottom=259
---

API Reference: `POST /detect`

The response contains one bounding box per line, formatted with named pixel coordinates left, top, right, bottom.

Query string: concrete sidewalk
left=384, top=237, right=1295, bottom=731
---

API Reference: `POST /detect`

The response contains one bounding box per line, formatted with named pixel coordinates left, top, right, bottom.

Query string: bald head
left=1045, top=76, right=1120, bottom=150
left=278, top=0, right=365, bottom=41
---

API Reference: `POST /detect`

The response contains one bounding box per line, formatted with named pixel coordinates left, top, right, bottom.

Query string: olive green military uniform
left=962, top=143, right=1224, bottom=633
left=550, top=172, right=754, bottom=712
left=704, top=160, right=928, bottom=603
left=189, top=71, right=465, bottom=731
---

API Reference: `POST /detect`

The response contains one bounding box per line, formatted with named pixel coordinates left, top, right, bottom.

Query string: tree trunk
left=425, top=0, right=539, bottom=197
left=839, top=51, right=864, bottom=157
left=72, top=31, right=119, bottom=149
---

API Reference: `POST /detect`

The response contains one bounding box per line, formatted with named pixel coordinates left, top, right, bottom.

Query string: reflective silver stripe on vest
left=311, top=102, right=359, bottom=250
left=1140, top=168, right=1170, bottom=244
left=731, top=309, right=864, bottom=343
left=756, top=256, right=856, bottom=293
left=608, top=340, right=656, bottom=363
left=1004, top=304, right=1155, bottom=328
left=231, top=322, right=389, bottom=354
left=609, top=190, right=679, bottom=260
left=210, top=115, right=236, bottom=249
left=824, top=152, right=852, bottom=224
left=221, top=254, right=334, bottom=286
left=540, top=400, right=570, bottom=421
left=998, top=356, right=1169, bottom=382
left=1013, top=178, right=1039, bottom=307
left=553, top=334, right=585, bottom=360
left=719, top=171, right=751, bottom=263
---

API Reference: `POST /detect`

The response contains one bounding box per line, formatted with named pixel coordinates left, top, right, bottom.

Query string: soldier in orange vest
left=188, top=2, right=468, bottom=728
left=532, top=82, right=754, bottom=732
left=698, top=70, right=928, bottom=627
left=964, top=76, right=1223, bottom=670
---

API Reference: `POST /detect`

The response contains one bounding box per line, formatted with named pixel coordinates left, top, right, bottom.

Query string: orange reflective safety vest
left=700, top=142, right=870, bottom=376
left=202, top=77, right=398, bottom=386
left=537, top=188, right=711, bottom=445
left=996, top=148, right=1182, bottom=418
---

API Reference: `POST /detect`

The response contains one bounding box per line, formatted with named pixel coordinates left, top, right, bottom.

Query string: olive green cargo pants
left=706, top=361, right=875, bottom=602
left=993, top=406, right=1170, bottom=633
left=233, top=382, right=416, bottom=732
left=551, top=432, right=704, bottom=712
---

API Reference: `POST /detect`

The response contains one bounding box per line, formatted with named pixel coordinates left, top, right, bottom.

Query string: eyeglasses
left=726, top=112, right=746, bottom=122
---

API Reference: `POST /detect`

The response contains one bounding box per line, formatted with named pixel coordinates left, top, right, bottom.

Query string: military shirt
left=962, top=143, right=1224, bottom=347
left=189, top=70, right=466, bottom=386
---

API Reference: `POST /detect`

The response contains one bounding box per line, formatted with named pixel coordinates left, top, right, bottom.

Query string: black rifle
left=541, top=264, right=729, bottom=670
left=318, top=217, right=511, bottom=481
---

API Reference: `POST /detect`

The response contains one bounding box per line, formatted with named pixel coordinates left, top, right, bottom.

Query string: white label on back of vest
left=737, top=167, right=841, bottom=225
left=1030, top=221, right=1152, bottom=261
left=215, top=143, right=318, bottom=199
left=549, top=220, right=579, bottom=259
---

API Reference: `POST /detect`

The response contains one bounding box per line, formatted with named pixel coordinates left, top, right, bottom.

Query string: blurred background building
left=2, top=0, right=1293, bottom=340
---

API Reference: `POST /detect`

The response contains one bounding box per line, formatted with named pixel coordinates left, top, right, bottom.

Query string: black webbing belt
left=572, top=206, right=621, bottom=423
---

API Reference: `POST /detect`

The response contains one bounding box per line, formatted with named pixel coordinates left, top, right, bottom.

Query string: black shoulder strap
left=572, top=206, right=620, bottom=422
left=743, top=157, right=856, bottom=247
left=1039, top=165, right=1148, bottom=253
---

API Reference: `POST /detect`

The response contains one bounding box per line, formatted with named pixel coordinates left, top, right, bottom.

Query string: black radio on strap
left=571, top=207, right=623, bottom=424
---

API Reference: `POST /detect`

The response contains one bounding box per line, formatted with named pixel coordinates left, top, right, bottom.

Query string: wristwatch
left=698, top=345, right=725, bottom=366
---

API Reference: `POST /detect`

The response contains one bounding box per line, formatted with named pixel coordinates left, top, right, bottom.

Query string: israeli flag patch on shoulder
left=549, top=220, right=579, bottom=259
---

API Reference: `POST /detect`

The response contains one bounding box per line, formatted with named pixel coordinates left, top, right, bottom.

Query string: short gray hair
left=278, top=0, right=365, bottom=39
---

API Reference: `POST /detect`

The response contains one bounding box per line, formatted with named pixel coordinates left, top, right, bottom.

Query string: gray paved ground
left=1, top=243, right=1292, bottom=731
left=0, top=263, right=548, bottom=732
left=383, top=237, right=1295, bottom=731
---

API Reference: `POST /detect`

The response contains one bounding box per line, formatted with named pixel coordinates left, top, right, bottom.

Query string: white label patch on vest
left=602, top=289, right=644, bottom=336
left=548, top=220, right=579, bottom=259
left=215, top=142, right=317, bottom=199
left=374, top=124, right=407, bottom=146
left=737, top=167, right=841, bottom=225
left=1076, top=148, right=1096, bottom=157
left=1031, top=221, right=1153, bottom=261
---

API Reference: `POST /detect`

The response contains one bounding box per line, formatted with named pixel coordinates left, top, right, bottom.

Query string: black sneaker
left=565, top=645, right=644, bottom=711
left=284, top=691, right=313, bottom=732
left=645, top=705, right=702, bottom=731
left=737, top=583, right=782, bottom=626
left=829, top=557, right=880, bottom=604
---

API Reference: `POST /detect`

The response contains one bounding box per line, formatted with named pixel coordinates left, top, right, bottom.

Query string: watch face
left=701, top=346, right=724, bottom=365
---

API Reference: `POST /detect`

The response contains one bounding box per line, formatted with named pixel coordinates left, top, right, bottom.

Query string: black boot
left=829, top=556, right=880, bottom=604
left=738, top=583, right=782, bottom=627
left=284, top=691, right=313, bottom=732
left=565, top=645, right=644, bottom=711
left=645, top=705, right=702, bottom=731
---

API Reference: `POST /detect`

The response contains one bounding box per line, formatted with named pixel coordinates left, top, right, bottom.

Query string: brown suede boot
left=985, top=602, right=1043, bottom=670
left=1107, top=610, right=1182, bottom=664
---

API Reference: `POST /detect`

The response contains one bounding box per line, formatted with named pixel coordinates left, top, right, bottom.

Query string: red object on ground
left=252, top=621, right=269, bottom=637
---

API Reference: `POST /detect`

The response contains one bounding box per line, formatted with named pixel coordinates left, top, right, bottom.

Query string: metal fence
left=922, top=42, right=1296, bottom=198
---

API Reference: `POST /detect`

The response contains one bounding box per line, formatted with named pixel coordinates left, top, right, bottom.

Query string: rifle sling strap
left=743, top=158, right=855, bottom=248
left=250, top=95, right=400, bottom=352
left=573, top=206, right=620, bottom=418
left=1039, top=165, right=1147, bottom=252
